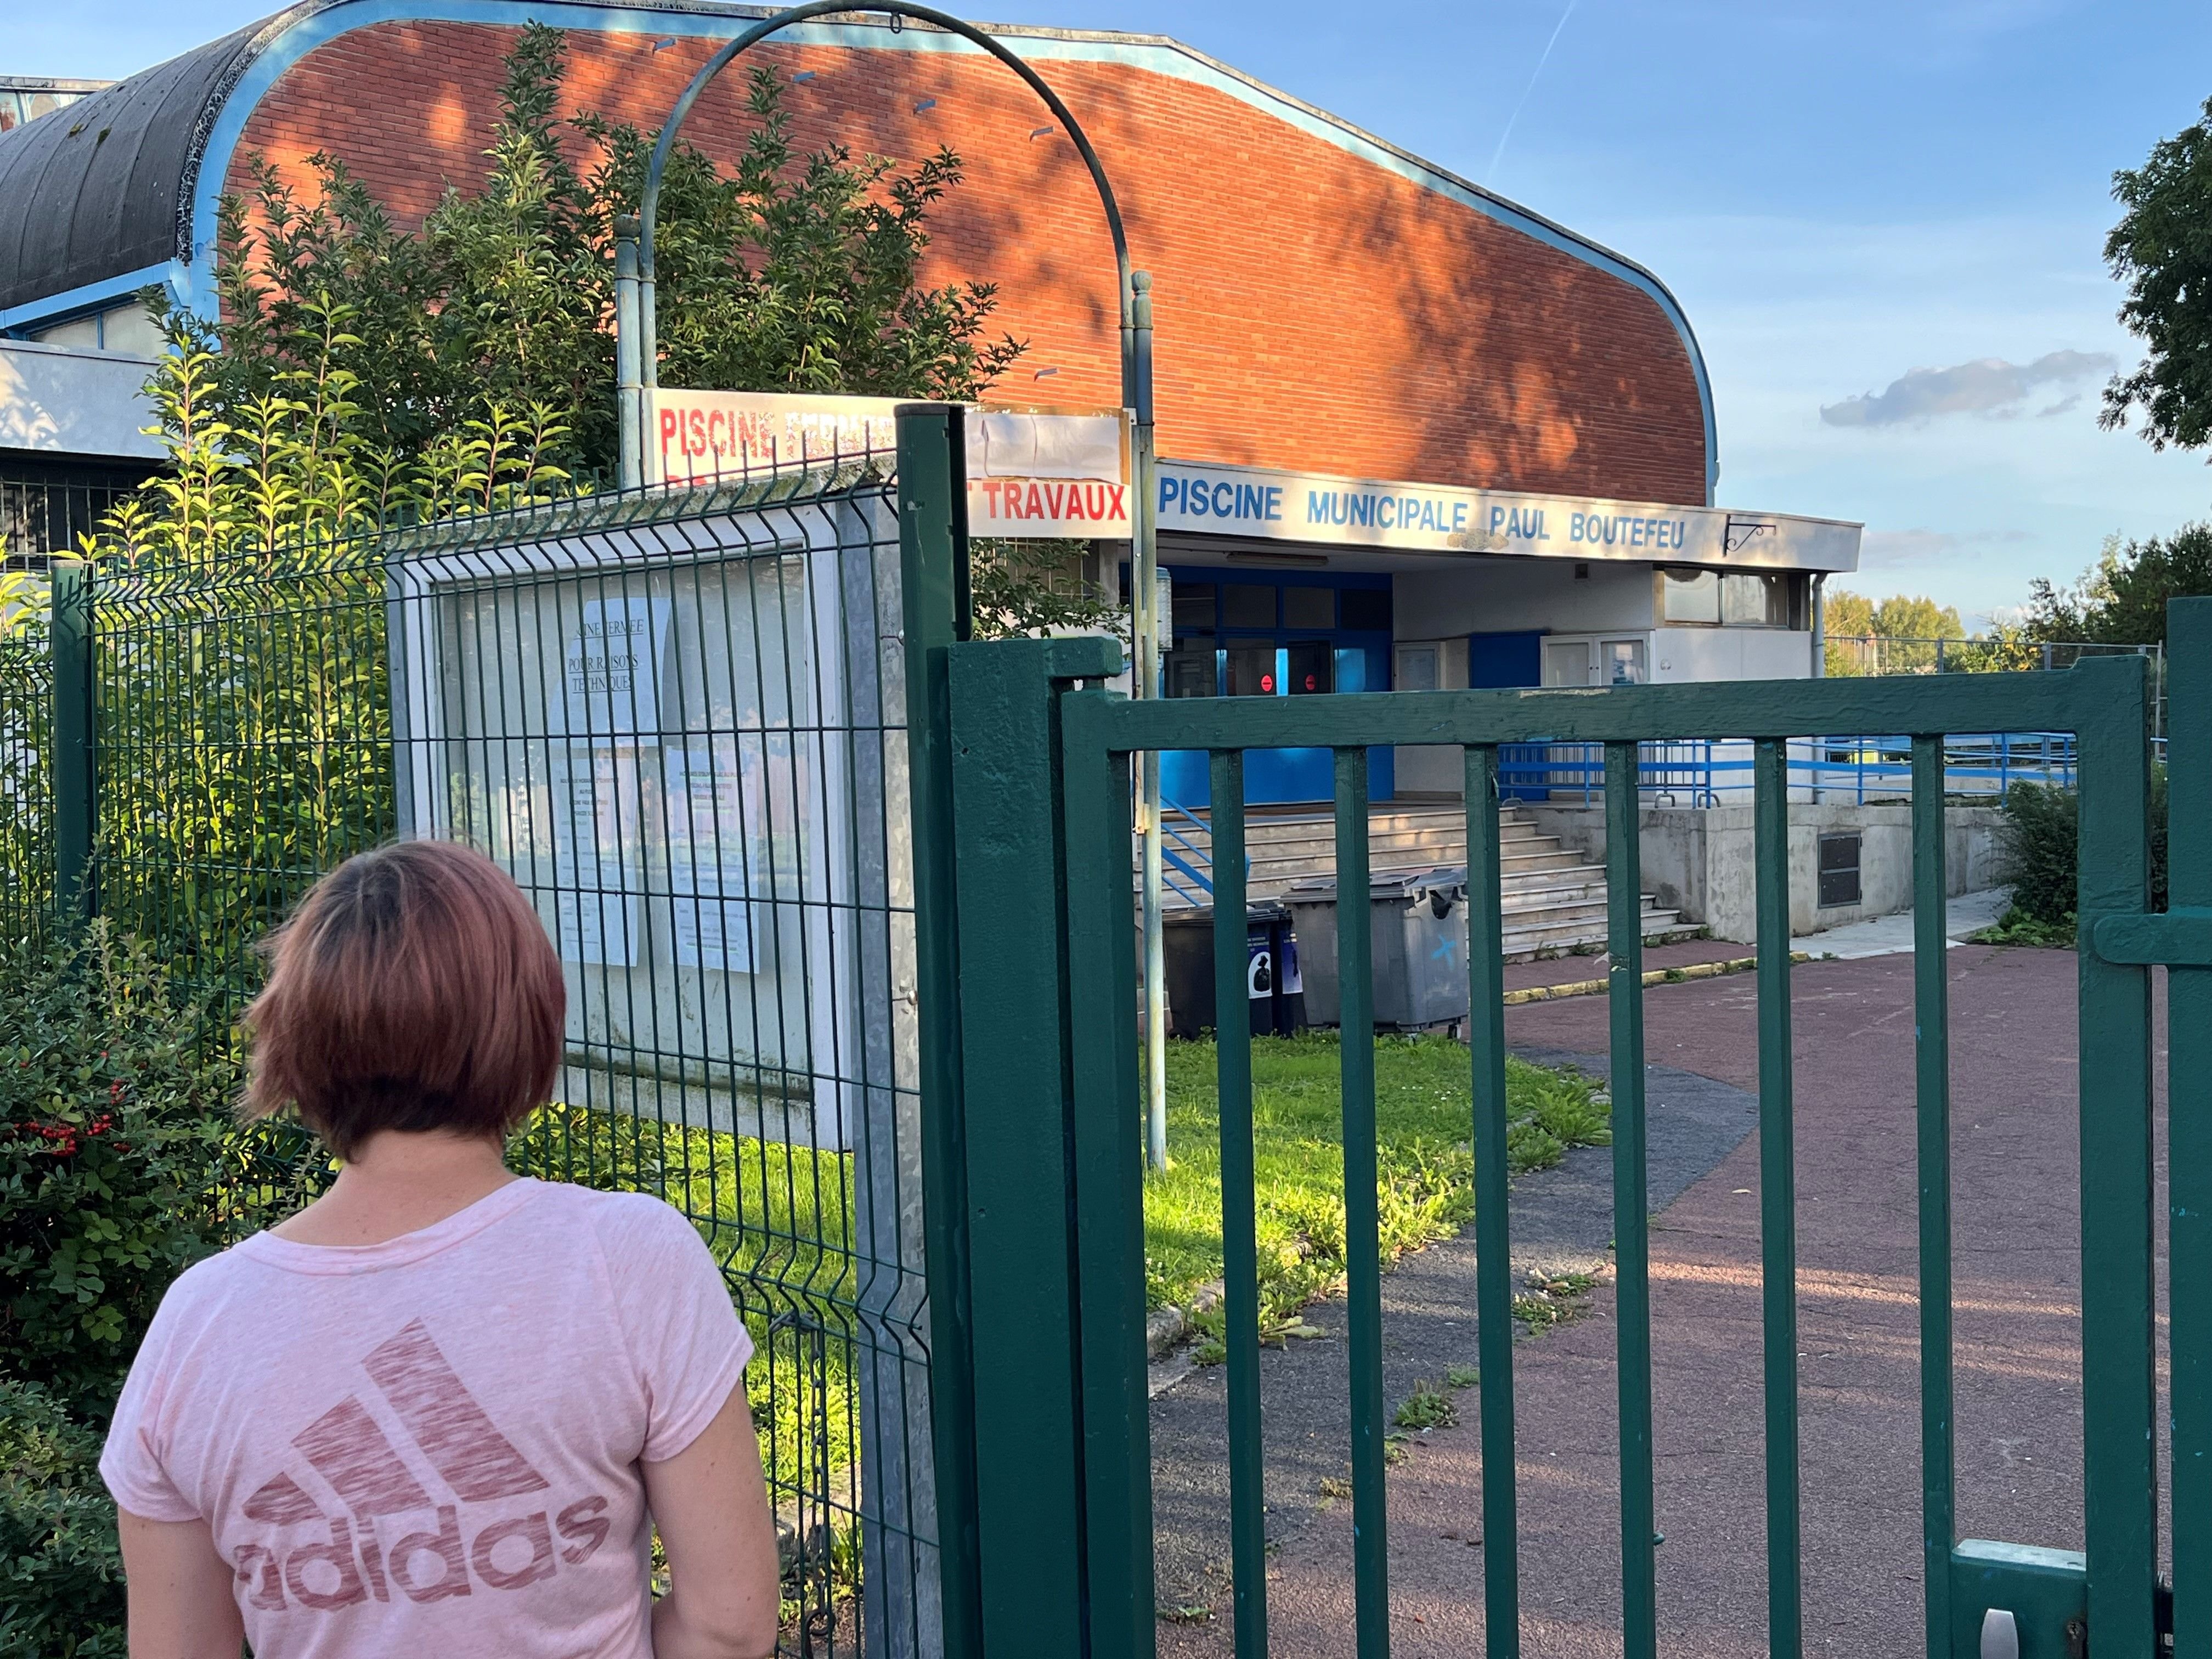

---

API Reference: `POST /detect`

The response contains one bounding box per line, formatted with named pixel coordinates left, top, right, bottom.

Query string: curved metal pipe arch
left=636, top=0, right=1135, bottom=402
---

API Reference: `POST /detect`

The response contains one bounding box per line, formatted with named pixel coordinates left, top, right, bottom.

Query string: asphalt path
left=1153, top=945, right=2168, bottom=1656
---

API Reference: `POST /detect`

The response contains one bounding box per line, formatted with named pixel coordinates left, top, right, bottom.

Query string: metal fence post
left=946, top=631, right=1121, bottom=1659
left=897, top=403, right=983, bottom=1659
left=48, top=558, right=93, bottom=920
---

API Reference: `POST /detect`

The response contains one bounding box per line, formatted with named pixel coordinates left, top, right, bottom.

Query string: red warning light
left=1304, top=673, right=1318, bottom=691
left=1261, top=673, right=1276, bottom=692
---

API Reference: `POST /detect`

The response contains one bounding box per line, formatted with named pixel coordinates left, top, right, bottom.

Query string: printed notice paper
left=550, top=749, right=642, bottom=966
left=663, top=743, right=754, bottom=974
left=563, top=596, right=670, bottom=738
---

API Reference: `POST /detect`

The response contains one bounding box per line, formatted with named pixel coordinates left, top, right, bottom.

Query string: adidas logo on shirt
left=232, top=1317, right=613, bottom=1612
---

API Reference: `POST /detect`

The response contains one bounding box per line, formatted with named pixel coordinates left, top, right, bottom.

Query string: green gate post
left=2159, top=596, right=2211, bottom=1656
left=897, top=404, right=983, bottom=1658
left=945, top=631, right=1122, bottom=1659
left=2073, top=653, right=2158, bottom=1659
left=48, top=558, right=94, bottom=921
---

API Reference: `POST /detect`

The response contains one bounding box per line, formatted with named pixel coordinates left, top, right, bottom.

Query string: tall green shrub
left=1999, top=768, right=2169, bottom=929
left=0, top=926, right=267, bottom=1415
left=0, top=1379, right=125, bottom=1658
left=0, top=928, right=296, bottom=1658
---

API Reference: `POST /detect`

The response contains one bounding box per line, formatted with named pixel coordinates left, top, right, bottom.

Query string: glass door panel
left=1544, top=640, right=1591, bottom=687
left=1286, top=640, right=1334, bottom=696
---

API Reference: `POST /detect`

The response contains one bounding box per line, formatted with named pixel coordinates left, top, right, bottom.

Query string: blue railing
left=1158, top=793, right=1215, bottom=906
left=1498, top=732, right=2097, bottom=806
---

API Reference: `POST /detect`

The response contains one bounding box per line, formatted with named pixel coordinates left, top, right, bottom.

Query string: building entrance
left=1158, top=568, right=1392, bottom=807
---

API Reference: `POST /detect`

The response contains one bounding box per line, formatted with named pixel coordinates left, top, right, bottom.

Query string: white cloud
left=1820, top=349, right=2115, bottom=427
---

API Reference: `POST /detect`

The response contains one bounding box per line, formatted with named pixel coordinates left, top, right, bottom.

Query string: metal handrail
left=1498, top=732, right=2090, bottom=806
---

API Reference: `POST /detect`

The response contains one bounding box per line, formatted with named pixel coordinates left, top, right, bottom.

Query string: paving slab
left=1154, top=944, right=2168, bottom=1657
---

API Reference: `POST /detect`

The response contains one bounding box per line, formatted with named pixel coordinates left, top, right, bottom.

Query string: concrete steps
left=1143, top=802, right=1700, bottom=962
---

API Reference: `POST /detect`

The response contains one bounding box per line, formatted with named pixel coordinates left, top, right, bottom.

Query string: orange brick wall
left=228, top=18, right=1708, bottom=504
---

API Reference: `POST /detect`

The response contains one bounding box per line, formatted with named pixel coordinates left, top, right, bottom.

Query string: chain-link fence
left=4, top=454, right=941, bottom=1657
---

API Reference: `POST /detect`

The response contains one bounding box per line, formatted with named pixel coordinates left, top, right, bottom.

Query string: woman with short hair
left=102, top=839, right=781, bottom=1659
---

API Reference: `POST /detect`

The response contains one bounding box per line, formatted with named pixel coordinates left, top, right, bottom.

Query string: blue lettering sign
left=1265, top=486, right=1283, bottom=521
left=1160, top=475, right=1183, bottom=510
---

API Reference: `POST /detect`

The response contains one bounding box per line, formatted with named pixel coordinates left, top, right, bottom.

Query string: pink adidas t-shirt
left=100, top=1177, right=754, bottom=1658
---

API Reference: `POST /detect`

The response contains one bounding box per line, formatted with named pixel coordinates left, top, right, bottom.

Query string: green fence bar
left=1464, top=744, right=1521, bottom=1658
left=1604, top=742, right=1657, bottom=1657
left=2073, top=656, right=2158, bottom=1659
left=1211, top=751, right=1269, bottom=1658
left=2168, top=598, right=2211, bottom=1659
left=1059, top=689, right=1158, bottom=1659
left=1334, top=747, right=1389, bottom=1658
left=1752, top=738, right=1803, bottom=1657
left=48, top=558, right=93, bottom=918
left=897, top=403, right=985, bottom=1656
left=1910, top=734, right=1956, bottom=1658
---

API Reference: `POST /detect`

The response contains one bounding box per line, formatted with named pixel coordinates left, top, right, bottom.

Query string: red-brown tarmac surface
left=1156, top=944, right=2171, bottom=1658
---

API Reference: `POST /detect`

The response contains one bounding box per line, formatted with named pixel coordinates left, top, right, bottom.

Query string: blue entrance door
left=1158, top=570, right=1395, bottom=810
left=1468, top=631, right=1548, bottom=799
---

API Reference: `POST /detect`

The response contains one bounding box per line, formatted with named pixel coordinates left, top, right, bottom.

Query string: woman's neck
left=270, top=1129, right=518, bottom=1247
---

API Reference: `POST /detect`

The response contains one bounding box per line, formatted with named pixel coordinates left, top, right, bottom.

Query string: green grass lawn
left=1146, top=1031, right=1610, bottom=1335
left=514, top=1034, right=1606, bottom=1487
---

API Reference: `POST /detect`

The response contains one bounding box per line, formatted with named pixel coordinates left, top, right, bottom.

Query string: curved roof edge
left=3, top=0, right=1719, bottom=501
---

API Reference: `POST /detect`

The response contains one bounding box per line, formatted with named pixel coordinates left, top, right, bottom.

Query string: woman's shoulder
left=539, top=1182, right=708, bottom=1255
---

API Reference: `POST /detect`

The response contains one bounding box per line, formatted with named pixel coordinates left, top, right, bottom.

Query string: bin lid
left=1161, top=899, right=1291, bottom=926
left=1284, top=865, right=1467, bottom=903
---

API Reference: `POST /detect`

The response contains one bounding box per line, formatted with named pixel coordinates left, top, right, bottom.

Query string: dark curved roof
left=0, top=14, right=285, bottom=312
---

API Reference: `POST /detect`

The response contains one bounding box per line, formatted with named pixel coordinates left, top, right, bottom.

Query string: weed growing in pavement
left=1446, top=1364, right=1481, bottom=1389
left=1512, top=1269, right=1598, bottom=1333
left=1393, top=1383, right=1458, bottom=1430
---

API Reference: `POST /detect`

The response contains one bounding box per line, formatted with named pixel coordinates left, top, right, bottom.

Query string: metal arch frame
left=628, top=1, right=1176, bottom=1175
left=635, top=0, right=1135, bottom=404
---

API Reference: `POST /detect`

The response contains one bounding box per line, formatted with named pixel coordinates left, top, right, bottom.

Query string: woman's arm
left=116, top=1508, right=244, bottom=1659
left=643, top=1379, right=782, bottom=1659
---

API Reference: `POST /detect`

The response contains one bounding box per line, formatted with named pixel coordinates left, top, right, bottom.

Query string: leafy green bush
left=0, top=1379, right=126, bottom=1658
left=0, top=925, right=262, bottom=1418
left=1998, top=768, right=2169, bottom=932
left=1997, top=781, right=2079, bottom=928
left=0, top=926, right=284, bottom=1659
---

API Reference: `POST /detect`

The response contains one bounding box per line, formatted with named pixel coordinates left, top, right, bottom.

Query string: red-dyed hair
left=242, top=840, right=565, bottom=1160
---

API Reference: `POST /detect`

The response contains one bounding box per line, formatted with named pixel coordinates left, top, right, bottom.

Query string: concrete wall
left=1391, top=562, right=1656, bottom=795
left=1394, top=558, right=1656, bottom=637
left=1524, top=802, right=2007, bottom=941
left=1651, top=624, right=1812, bottom=683
left=0, top=338, right=162, bottom=459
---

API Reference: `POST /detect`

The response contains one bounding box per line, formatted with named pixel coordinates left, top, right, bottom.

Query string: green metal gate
left=896, top=406, right=2210, bottom=1658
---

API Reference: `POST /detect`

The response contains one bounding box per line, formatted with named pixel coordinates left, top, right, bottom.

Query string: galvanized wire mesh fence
left=0, top=634, right=52, bottom=938
left=1, top=453, right=940, bottom=1657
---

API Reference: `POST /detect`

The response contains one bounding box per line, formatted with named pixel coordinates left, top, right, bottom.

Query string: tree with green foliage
left=2102, top=95, right=2212, bottom=456
left=1821, top=590, right=1965, bottom=675
left=86, top=24, right=1106, bottom=634
left=153, top=22, right=1023, bottom=503
left=2017, top=524, right=2212, bottom=649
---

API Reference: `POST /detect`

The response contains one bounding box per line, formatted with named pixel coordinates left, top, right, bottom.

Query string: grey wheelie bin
left=1283, top=866, right=1469, bottom=1029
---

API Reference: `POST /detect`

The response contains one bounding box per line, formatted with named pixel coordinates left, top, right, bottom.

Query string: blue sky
left=9, top=1, right=2212, bottom=627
